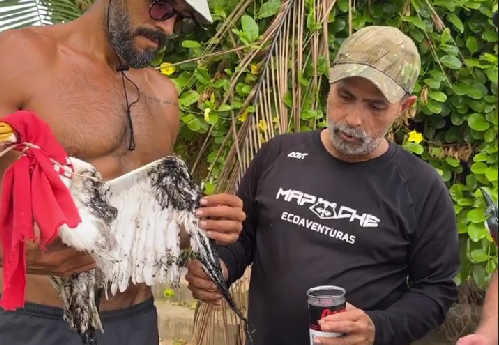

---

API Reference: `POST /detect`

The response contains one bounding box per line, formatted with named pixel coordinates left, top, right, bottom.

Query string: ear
left=400, top=95, right=417, bottom=114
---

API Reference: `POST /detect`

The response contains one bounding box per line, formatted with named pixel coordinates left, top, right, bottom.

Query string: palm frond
left=0, top=0, right=87, bottom=31
left=191, top=1, right=335, bottom=344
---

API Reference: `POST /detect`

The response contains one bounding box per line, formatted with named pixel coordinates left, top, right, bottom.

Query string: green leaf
left=467, top=208, right=487, bottom=223
left=457, top=197, right=474, bottom=206
left=241, top=15, right=259, bottom=42
left=256, top=0, right=281, bottom=19
left=467, top=113, right=490, bottom=132
left=440, top=55, right=462, bottom=69
left=180, top=90, right=199, bottom=107
left=471, top=162, right=488, bottom=174
left=205, top=111, right=219, bottom=125
left=203, top=182, right=216, bottom=195
left=446, top=157, right=460, bottom=167
left=471, top=249, right=490, bottom=263
left=404, top=142, right=424, bottom=155
left=483, top=30, right=499, bottom=42
left=485, top=67, right=498, bottom=83
left=485, top=167, right=498, bottom=182
left=402, top=15, right=426, bottom=31
left=468, top=223, right=483, bottom=242
left=429, top=91, right=447, bottom=102
left=424, top=78, right=441, bottom=89
left=218, top=104, right=232, bottom=112
left=181, top=40, right=201, bottom=49
left=474, top=152, right=489, bottom=162
left=447, top=13, right=464, bottom=33
left=466, top=37, right=479, bottom=53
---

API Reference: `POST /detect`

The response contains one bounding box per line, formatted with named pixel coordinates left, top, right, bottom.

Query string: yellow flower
left=258, top=120, right=268, bottom=131
left=408, top=130, right=423, bottom=144
left=204, top=108, right=211, bottom=122
left=250, top=63, right=261, bottom=75
left=160, top=62, right=175, bottom=76
left=238, top=109, right=249, bottom=122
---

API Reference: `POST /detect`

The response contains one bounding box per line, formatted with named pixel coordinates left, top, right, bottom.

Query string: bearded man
left=186, top=26, right=461, bottom=345
left=0, top=0, right=246, bottom=344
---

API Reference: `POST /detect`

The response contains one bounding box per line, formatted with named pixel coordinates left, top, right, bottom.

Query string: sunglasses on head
left=149, top=0, right=200, bottom=34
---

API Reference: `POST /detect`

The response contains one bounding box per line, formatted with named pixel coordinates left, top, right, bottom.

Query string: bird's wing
left=104, top=156, right=203, bottom=296
left=57, top=157, right=118, bottom=279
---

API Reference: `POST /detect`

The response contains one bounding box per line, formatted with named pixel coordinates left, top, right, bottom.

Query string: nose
left=154, top=16, right=176, bottom=35
left=343, top=103, right=364, bottom=128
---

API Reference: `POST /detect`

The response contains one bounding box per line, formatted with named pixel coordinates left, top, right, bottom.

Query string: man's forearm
left=366, top=281, right=458, bottom=345
left=476, top=270, right=498, bottom=341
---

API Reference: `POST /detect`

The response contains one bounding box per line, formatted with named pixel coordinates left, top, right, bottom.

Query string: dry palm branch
left=190, top=0, right=337, bottom=344
left=0, top=111, right=250, bottom=345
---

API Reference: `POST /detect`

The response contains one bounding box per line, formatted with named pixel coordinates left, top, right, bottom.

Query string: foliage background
left=0, top=0, right=497, bottom=342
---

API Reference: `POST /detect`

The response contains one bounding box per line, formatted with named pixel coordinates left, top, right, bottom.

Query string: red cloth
left=0, top=111, right=81, bottom=310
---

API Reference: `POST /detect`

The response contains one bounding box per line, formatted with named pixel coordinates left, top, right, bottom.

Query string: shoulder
left=0, top=28, right=58, bottom=109
left=0, top=27, right=58, bottom=72
left=389, top=143, right=449, bottom=201
left=249, top=130, right=317, bottom=172
left=143, top=68, right=178, bottom=100
left=391, top=144, right=442, bottom=181
left=259, top=130, right=317, bottom=156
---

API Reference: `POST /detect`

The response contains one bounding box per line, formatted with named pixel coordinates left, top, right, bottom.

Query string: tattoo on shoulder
left=145, top=95, right=179, bottom=107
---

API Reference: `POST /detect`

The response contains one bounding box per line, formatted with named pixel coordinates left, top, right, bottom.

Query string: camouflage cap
left=330, top=26, right=421, bottom=104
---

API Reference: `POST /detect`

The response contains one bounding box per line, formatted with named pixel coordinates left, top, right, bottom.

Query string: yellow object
left=0, top=122, right=13, bottom=143
left=204, top=108, right=211, bottom=122
left=408, top=130, right=423, bottom=144
left=160, top=62, right=175, bottom=76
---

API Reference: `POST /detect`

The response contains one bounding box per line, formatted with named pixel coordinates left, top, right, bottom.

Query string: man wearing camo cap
left=0, top=0, right=247, bottom=345
left=187, top=25, right=460, bottom=345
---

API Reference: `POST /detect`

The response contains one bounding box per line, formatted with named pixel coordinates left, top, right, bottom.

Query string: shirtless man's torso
left=0, top=1, right=244, bottom=344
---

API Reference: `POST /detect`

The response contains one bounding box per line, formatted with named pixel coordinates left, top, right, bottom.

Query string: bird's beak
left=480, top=187, right=498, bottom=246
left=0, top=122, right=16, bottom=145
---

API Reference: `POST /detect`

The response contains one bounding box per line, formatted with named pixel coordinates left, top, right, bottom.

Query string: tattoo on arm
left=145, top=95, right=179, bottom=107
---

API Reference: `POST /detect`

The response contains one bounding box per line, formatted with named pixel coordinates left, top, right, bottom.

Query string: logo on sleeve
left=288, top=152, right=309, bottom=159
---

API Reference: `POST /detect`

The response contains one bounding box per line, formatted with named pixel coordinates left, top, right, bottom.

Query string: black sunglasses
left=149, top=0, right=199, bottom=34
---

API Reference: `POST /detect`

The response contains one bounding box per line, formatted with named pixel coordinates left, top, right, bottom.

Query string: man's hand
left=457, top=334, right=492, bottom=345
left=185, top=259, right=228, bottom=306
left=196, top=193, right=245, bottom=244
left=315, top=303, right=375, bottom=345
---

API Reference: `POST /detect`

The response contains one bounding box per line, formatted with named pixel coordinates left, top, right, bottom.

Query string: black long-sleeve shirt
left=217, top=130, right=460, bottom=345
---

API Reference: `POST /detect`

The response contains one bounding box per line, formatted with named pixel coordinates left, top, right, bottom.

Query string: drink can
left=307, top=285, right=347, bottom=344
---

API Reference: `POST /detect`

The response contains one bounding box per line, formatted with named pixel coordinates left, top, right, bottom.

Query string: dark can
left=307, top=285, right=347, bottom=344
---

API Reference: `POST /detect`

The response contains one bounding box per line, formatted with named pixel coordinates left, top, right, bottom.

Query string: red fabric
left=0, top=111, right=81, bottom=310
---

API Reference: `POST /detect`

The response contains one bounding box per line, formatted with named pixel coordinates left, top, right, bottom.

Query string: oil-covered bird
left=0, top=110, right=252, bottom=345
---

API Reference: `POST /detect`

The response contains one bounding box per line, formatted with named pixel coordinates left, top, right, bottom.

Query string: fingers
left=185, top=260, right=223, bottom=306
left=196, top=205, right=246, bottom=222
left=321, top=310, right=363, bottom=323
left=315, top=334, right=363, bottom=345
left=319, top=320, right=361, bottom=334
left=456, top=335, right=487, bottom=345
left=201, top=193, right=243, bottom=208
left=206, top=231, right=240, bottom=245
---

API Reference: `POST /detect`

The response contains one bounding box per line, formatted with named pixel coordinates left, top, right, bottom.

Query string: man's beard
left=326, top=119, right=387, bottom=156
left=107, top=3, right=167, bottom=69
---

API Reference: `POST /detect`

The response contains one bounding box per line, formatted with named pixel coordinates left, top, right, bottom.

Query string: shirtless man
left=0, top=0, right=245, bottom=344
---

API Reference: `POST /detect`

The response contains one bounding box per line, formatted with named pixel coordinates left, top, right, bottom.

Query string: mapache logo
left=276, top=188, right=380, bottom=228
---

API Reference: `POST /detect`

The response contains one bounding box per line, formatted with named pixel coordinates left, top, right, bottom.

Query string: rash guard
left=217, top=129, right=460, bottom=345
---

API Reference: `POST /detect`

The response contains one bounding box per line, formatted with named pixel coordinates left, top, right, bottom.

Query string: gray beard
left=106, top=4, right=159, bottom=69
left=326, top=120, right=386, bottom=156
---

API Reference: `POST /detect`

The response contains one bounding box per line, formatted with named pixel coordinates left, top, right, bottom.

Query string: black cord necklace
left=107, top=2, right=140, bottom=151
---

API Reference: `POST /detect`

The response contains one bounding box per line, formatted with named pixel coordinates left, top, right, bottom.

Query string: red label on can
left=308, top=303, right=346, bottom=331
